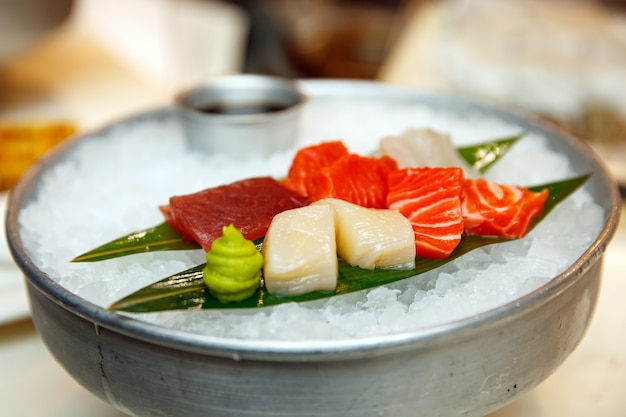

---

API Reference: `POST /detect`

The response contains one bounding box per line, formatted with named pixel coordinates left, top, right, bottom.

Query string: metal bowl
left=5, top=80, right=621, bottom=417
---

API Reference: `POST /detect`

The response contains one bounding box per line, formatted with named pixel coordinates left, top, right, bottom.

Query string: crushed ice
left=17, top=97, right=605, bottom=341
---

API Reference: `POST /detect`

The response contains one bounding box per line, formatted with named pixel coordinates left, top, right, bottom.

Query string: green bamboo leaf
left=109, top=174, right=589, bottom=313
left=457, top=133, right=523, bottom=173
left=71, top=222, right=200, bottom=262
left=109, top=235, right=505, bottom=312
left=109, top=264, right=207, bottom=311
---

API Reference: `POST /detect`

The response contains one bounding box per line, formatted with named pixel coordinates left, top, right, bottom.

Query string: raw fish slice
left=281, top=141, right=349, bottom=197
left=161, top=177, right=309, bottom=251
left=462, top=178, right=549, bottom=238
left=315, top=198, right=415, bottom=270
left=387, top=167, right=465, bottom=259
left=380, top=128, right=475, bottom=175
left=308, top=154, right=398, bottom=208
left=262, top=204, right=337, bottom=297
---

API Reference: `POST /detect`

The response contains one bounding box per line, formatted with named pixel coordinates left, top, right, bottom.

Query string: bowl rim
left=5, top=79, right=622, bottom=361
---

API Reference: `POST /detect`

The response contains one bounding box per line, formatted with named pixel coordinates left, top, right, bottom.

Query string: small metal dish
left=175, top=74, right=306, bottom=157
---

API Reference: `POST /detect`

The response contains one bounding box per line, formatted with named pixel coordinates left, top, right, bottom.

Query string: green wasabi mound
left=203, top=224, right=263, bottom=303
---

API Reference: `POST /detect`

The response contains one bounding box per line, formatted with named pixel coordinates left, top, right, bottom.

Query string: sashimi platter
left=74, top=130, right=579, bottom=314
left=6, top=79, right=620, bottom=417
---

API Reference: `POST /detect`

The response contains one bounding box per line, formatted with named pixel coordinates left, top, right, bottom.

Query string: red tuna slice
left=387, top=167, right=465, bottom=259
left=462, top=178, right=549, bottom=239
left=308, top=154, right=398, bottom=209
left=281, top=141, right=349, bottom=197
left=161, top=177, right=309, bottom=251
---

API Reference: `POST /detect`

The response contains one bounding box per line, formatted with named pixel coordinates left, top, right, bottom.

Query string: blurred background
left=1, top=0, right=625, bottom=191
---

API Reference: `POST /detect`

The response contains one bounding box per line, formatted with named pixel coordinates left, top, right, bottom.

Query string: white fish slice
left=380, top=128, right=476, bottom=176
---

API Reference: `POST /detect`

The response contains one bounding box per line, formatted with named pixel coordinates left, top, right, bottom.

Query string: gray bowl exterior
left=6, top=80, right=621, bottom=417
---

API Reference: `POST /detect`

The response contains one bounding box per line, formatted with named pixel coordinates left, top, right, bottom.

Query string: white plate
left=0, top=191, right=30, bottom=324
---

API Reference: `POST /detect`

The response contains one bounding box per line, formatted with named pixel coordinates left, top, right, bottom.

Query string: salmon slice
left=387, top=167, right=465, bottom=259
left=462, top=178, right=549, bottom=239
left=281, top=141, right=349, bottom=197
left=308, top=154, right=398, bottom=209
left=161, top=177, right=309, bottom=251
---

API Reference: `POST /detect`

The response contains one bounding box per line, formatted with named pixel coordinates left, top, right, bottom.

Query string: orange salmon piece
left=281, top=141, right=349, bottom=197
left=462, top=178, right=549, bottom=239
left=308, top=154, right=398, bottom=209
left=387, top=167, right=465, bottom=259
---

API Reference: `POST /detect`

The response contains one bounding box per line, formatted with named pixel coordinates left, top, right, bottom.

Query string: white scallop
left=262, top=204, right=338, bottom=297
left=314, top=198, right=416, bottom=270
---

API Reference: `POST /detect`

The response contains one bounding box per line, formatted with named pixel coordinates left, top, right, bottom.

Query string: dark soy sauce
left=197, top=102, right=288, bottom=115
